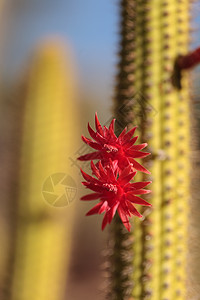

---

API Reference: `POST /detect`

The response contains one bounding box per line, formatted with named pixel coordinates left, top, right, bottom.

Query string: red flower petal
left=126, top=193, right=152, bottom=206
left=98, top=161, right=108, bottom=180
left=82, top=182, right=103, bottom=193
left=131, top=143, right=147, bottom=150
left=123, top=127, right=137, bottom=142
left=118, top=127, right=127, bottom=142
left=96, top=132, right=107, bottom=144
left=91, top=161, right=100, bottom=178
left=118, top=170, right=136, bottom=185
left=126, top=202, right=142, bottom=217
left=117, top=206, right=131, bottom=231
left=127, top=150, right=150, bottom=159
left=102, top=213, right=109, bottom=230
left=130, top=189, right=151, bottom=195
left=108, top=202, right=119, bottom=223
left=88, top=123, right=98, bottom=141
left=109, top=119, right=115, bottom=133
left=80, top=169, right=99, bottom=184
left=95, top=112, right=104, bottom=135
left=118, top=164, right=132, bottom=179
left=129, top=158, right=151, bottom=174
left=99, top=201, right=108, bottom=214
left=123, top=136, right=138, bottom=149
left=106, top=164, right=117, bottom=182
left=78, top=152, right=101, bottom=161
left=129, top=181, right=152, bottom=189
left=82, top=136, right=102, bottom=150
left=86, top=202, right=104, bottom=216
left=81, top=193, right=100, bottom=201
left=103, top=125, right=109, bottom=138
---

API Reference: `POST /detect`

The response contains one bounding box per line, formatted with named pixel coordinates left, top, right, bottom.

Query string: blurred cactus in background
left=107, top=0, right=191, bottom=299
left=9, top=40, right=79, bottom=300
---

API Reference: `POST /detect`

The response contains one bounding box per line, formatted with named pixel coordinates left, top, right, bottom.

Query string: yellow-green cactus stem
left=10, top=41, right=79, bottom=300
left=110, top=0, right=191, bottom=299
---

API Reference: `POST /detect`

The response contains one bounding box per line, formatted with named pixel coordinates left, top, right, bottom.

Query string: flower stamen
left=103, top=183, right=118, bottom=194
left=103, top=144, right=118, bottom=153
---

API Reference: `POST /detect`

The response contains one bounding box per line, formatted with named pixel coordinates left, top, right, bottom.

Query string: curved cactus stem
left=10, top=41, right=79, bottom=300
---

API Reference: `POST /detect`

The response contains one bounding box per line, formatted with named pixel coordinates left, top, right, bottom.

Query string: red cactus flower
left=81, top=161, right=151, bottom=231
left=78, top=113, right=150, bottom=174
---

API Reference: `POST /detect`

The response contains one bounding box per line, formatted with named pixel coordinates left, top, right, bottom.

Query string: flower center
left=117, top=186, right=124, bottom=197
left=103, top=183, right=118, bottom=194
left=103, top=144, right=118, bottom=153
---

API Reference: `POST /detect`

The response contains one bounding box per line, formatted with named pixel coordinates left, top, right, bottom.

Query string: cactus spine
left=10, top=41, right=79, bottom=300
left=111, top=0, right=191, bottom=299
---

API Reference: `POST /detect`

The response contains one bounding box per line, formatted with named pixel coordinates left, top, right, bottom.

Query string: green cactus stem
left=108, top=0, right=191, bottom=299
left=9, top=41, right=79, bottom=300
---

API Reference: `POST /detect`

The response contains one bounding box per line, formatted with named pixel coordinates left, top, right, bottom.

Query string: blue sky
left=2, top=0, right=200, bottom=112
left=2, top=0, right=119, bottom=120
